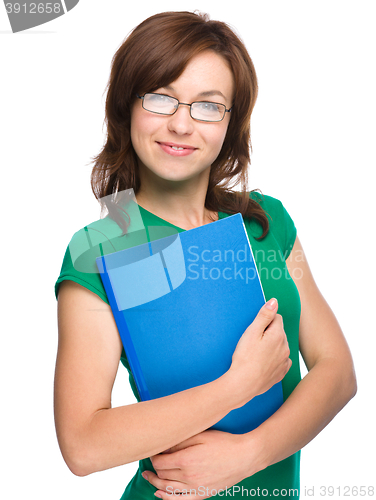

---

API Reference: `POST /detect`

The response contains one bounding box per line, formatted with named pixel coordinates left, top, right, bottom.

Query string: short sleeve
left=250, top=192, right=297, bottom=259
left=54, top=243, right=109, bottom=303
left=54, top=213, right=135, bottom=303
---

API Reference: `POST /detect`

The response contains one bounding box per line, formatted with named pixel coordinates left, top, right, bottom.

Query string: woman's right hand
left=227, top=298, right=292, bottom=408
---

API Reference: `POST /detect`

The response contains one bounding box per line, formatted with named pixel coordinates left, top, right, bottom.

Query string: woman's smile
left=157, top=141, right=198, bottom=157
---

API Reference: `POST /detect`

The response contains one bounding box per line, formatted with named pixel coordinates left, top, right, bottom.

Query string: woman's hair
left=91, top=11, right=269, bottom=238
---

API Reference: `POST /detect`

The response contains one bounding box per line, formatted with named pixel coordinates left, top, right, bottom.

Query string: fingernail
left=265, top=298, right=277, bottom=310
left=141, top=471, right=148, bottom=480
left=154, top=493, right=162, bottom=499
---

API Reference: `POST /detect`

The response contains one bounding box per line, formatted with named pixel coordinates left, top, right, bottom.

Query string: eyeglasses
left=136, top=93, right=232, bottom=122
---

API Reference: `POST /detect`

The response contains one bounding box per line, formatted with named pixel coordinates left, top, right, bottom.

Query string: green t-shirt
left=55, top=192, right=301, bottom=499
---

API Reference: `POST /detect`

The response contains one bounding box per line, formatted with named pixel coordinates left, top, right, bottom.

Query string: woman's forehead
left=157, top=51, right=234, bottom=103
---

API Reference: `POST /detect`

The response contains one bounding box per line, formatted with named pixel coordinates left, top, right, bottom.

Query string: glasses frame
left=136, top=93, right=232, bottom=123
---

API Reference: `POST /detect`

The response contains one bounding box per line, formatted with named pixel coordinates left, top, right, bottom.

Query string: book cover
left=96, top=212, right=283, bottom=433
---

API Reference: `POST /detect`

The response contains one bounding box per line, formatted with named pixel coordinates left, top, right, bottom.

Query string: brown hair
left=91, top=11, right=269, bottom=238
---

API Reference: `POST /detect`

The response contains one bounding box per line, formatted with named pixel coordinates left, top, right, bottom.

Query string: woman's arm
left=250, top=235, right=357, bottom=468
left=54, top=280, right=289, bottom=477
left=146, top=235, right=357, bottom=498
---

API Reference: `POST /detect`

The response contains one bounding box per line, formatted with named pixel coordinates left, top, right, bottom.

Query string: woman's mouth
left=157, top=142, right=197, bottom=157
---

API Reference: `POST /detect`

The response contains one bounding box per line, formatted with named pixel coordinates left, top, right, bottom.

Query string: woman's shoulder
left=249, top=190, right=294, bottom=224
left=247, top=190, right=297, bottom=257
left=249, top=190, right=287, bottom=213
left=55, top=200, right=153, bottom=302
left=55, top=216, right=122, bottom=302
left=67, top=216, right=123, bottom=264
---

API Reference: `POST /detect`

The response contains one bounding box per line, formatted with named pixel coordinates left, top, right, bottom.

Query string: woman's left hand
left=143, top=429, right=261, bottom=499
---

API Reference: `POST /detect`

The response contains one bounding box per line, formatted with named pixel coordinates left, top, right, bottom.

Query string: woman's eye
left=150, top=94, right=171, bottom=103
left=198, top=102, right=219, bottom=112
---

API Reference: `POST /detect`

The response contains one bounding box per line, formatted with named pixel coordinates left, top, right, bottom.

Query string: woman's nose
left=167, top=104, right=194, bottom=135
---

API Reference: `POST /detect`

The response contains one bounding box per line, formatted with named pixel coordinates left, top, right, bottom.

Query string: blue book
left=96, top=213, right=283, bottom=433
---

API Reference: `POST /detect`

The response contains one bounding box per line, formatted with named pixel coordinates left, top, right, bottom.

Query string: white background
left=1, top=1, right=375, bottom=498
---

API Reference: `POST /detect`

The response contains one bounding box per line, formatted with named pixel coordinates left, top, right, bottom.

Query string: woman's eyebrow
left=162, top=85, right=227, bottom=101
left=196, top=90, right=227, bottom=100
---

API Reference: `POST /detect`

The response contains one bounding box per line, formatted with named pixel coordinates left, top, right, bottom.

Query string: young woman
left=54, top=11, right=356, bottom=500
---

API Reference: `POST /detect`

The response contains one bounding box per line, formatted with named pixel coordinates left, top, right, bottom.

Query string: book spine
left=97, top=255, right=151, bottom=402
left=241, top=217, right=266, bottom=303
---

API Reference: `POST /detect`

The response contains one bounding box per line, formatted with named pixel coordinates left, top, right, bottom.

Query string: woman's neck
left=135, top=188, right=217, bottom=230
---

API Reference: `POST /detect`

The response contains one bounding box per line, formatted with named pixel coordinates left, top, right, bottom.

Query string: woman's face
left=130, top=50, right=234, bottom=189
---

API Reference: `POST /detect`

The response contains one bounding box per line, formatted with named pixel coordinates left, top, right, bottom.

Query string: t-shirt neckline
left=137, top=204, right=227, bottom=232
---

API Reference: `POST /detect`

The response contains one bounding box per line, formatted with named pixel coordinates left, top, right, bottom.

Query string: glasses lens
left=143, top=93, right=177, bottom=115
left=191, top=102, right=225, bottom=122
